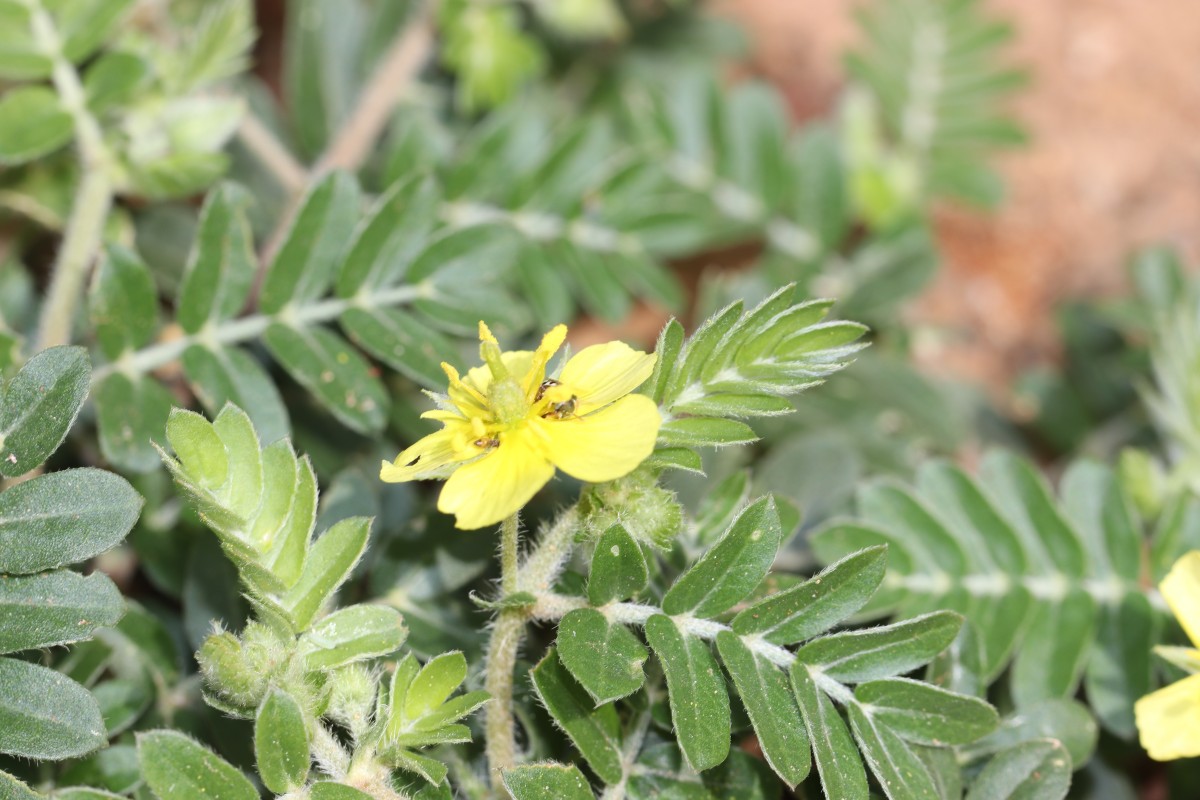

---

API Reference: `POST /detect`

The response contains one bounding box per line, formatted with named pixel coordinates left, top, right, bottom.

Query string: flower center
left=479, top=336, right=530, bottom=425
left=489, top=377, right=529, bottom=425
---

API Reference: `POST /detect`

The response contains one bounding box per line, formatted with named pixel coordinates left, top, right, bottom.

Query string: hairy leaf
left=138, top=730, right=256, bottom=800
left=0, top=469, right=142, bottom=574
left=503, top=763, right=594, bottom=800
left=556, top=608, right=647, bottom=704
left=530, top=649, right=622, bottom=784
left=0, top=570, right=124, bottom=653
left=588, top=524, right=648, bottom=605
left=663, top=496, right=781, bottom=618
left=795, top=612, right=961, bottom=684
left=644, top=614, right=730, bottom=771
left=255, top=689, right=310, bottom=793
left=0, top=346, right=90, bottom=477
left=715, top=631, right=810, bottom=787
left=733, top=545, right=886, bottom=644
left=0, top=657, right=105, bottom=760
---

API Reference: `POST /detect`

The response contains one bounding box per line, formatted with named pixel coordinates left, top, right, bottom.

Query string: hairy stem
left=500, top=514, right=520, bottom=595
left=30, top=0, right=114, bottom=350
left=485, top=514, right=524, bottom=795
left=516, top=507, right=579, bottom=593
left=529, top=591, right=797, bottom=669
left=311, top=722, right=351, bottom=778
left=483, top=508, right=583, bottom=795
left=484, top=607, right=523, bottom=795
left=91, top=283, right=425, bottom=384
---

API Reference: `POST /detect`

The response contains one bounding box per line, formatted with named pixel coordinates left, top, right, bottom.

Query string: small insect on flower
left=380, top=322, right=661, bottom=530
left=1135, top=550, right=1200, bottom=760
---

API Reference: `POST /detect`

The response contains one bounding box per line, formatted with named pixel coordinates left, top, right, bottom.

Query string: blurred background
left=715, top=0, right=1200, bottom=394
left=5, top=3, right=1200, bottom=795
left=249, top=0, right=1200, bottom=399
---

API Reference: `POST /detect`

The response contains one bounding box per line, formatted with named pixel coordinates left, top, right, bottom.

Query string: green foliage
left=137, top=730, right=257, bottom=800
left=0, top=346, right=90, bottom=476
left=440, top=0, right=545, bottom=112
left=619, top=70, right=838, bottom=261
left=0, top=571, right=122, bottom=653
left=648, top=287, right=867, bottom=468
left=530, top=649, right=624, bottom=783
left=964, top=740, right=1072, bottom=800
left=526, top=488, right=1001, bottom=799
left=0, top=0, right=1150, bottom=797
left=504, top=763, right=594, bottom=800
left=0, top=657, right=108, bottom=761
left=0, top=86, right=74, bottom=165
left=845, top=0, right=1026, bottom=211
left=162, top=403, right=488, bottom=793
left=813, top=451, right=1172, bottom=740
left=0, top=0, right=255, bottom=206
left=1137, top=247, right=1200, bottom=480
left=255, top=689, right=311, bottom=793
left=379, top=651, right=489, bottom=784
left=0, top=346, right=141, bottom=766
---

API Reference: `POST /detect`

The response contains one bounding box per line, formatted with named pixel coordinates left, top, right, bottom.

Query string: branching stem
left=529, top=591, right=797, bottom=669
left=30, top=0, right=115, bottom=350
left=484, top=515, right=523, bottom=796
left=91, top=284, right=425, bottom=384
left=483, top=508, right=582, bottom=796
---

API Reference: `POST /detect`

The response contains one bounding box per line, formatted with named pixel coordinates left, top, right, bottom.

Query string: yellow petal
left=1136, top=673, right=1200, bottom=760
left=523, top=324, right=568, bottom=398
left=421, top=409, right=467, bottom=422
left=1162, top=551, right=1200, bottom=647
left=559, top=341, right=656, bottom=415
left=381, top=426, right=473, bottom=483
left=437, top=427, right=554, bottom=529
left=535, top=393, right=660, bottom=483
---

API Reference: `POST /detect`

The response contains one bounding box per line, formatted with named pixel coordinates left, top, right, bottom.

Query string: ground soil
left=714, top=0, right=1200, bottom=398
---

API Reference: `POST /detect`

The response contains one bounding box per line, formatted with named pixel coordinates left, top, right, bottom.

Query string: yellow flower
left=380, top=322, right=661, bottom=530
left=1135, top=550, right=1200, bottom=760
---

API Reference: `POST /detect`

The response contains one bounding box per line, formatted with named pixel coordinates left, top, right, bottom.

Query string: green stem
left=484, top=607, right=523, bottom=794
left=90, top=283, right=425, bottom=384
left=30, top=0, right=114, bottom=350
left=500, top=513, right=520, bottom=595
left=485, top=514, right=522, bottom=795
left=516, top=506, right=579, bottom=593
left=311, top=722, right=351, bottom=778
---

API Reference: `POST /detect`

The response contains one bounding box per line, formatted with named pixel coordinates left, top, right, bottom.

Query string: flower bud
left=197, top=631, right=266, bottom=706
left=580, top=469, right=683, bottom=549
left=326, top=664, right=378, bottom=741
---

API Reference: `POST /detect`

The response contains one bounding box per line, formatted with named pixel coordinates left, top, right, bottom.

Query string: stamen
left=441, top=361, right=488, bottom=407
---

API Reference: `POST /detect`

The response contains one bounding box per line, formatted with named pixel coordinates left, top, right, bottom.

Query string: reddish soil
left=715, top=0, right=1200, bottom=395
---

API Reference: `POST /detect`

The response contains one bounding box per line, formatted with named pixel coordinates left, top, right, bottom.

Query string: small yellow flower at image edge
left=1135, top=550, right=1200, bottom=760
left=380, top=322, right=661, bottom=530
